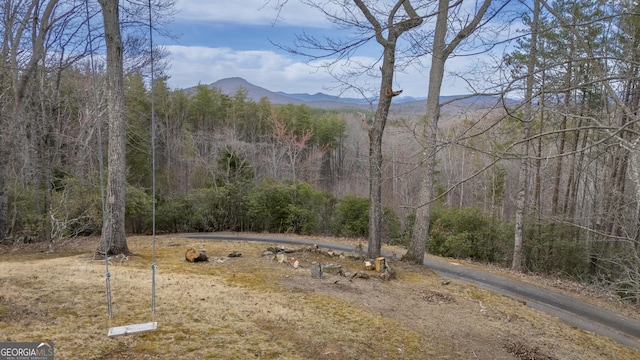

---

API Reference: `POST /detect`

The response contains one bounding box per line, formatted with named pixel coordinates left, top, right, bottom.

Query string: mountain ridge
left=193, top=77, right=509, bottom=113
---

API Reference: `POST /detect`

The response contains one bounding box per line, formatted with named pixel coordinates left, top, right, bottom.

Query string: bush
left=393, top=213, right=415, bottom=247
left=382, top=207, right=402, bottom=244
left=155, top=188, right=227, bottom=233
left=9, top=187, right=48, bottom=241
left=332, top=195, right=369, bottom=238
left=126, top=184, right=153, bottom=234
left=9, top=178, right=103, bottom=242
left=524, top=222, right=590, bottom=277
left=427, top=206, right=510, bottom=263
left=52, top=178, right=103, bottom=237
left=247, top=179, right=333, bottom=234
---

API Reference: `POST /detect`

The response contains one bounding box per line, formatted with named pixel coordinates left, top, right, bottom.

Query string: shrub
left=427, top=207, right=510, bottom=263
left=126, top=184, right=153, bottom=234
left=155, top=188, right=227, bottom=233
left=524, top=222, right=590, bottom=277
left=332, top=195, right=369, bottom=238
left=9, top=178, right=103, bottom=242
left=382, top=207, right=402, bottom=244
left=247, top=179, right=333, bottom=234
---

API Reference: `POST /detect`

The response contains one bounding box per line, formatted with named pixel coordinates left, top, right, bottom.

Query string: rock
left=379, top=264, right=396, bottom=281
left=311, top=263, right=323, bottom=278
left=276, top=253, right=286, bottom=263
left=228, top=251, right=242, bottom=257
left=289, top=257, right=299, bottom=268
left=262, top=250, right=274, bottom=257
left=323, top=263, right=342, bottom=275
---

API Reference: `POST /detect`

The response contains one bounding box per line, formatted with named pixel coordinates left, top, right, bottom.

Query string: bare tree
left=96, top=0, right=130, bottom=256
left=277, top=0, right=424, bottom=257
left=268, top=111, right=314, bottom=183
left=511, top=0, right=539, bottom=272
left=0, top=0, right=61, bottom=239
left=354, top=0, right=423, bottom=258
left=403, top=0, right=495, bottom=264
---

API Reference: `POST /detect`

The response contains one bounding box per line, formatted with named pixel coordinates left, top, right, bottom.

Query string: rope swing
left=108, top=0, right=159, bottom=338
left=86, top=0, right=159, bottom=337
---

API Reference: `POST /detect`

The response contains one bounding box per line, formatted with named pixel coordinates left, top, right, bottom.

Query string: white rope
left=91, top=0, right=159, bottom=326
left=85, top=0, right=112, bottom=319
left=147, top=0, right=158, bottom=315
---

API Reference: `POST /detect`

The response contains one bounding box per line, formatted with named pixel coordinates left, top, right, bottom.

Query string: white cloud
left=173, top=0, right=332, bottom=27
left=163, top=45, right=481, bottom=98
left=162, top=1, right=518, bottom=98
left=164, top=45, right=335, bottom=93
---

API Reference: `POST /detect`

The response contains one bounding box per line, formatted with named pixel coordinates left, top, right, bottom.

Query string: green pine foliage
left=247, top=180, right=332, bottom=235
left=427, top=206, right=512, bottom=264
left=332, top=195, right=369, bottom=238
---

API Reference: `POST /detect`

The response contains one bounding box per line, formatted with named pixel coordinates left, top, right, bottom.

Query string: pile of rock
left=261, top=244, right=395, bottom=281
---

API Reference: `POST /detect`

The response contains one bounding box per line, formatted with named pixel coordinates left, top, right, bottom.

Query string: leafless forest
left=2, top=0, right=640, bottom=302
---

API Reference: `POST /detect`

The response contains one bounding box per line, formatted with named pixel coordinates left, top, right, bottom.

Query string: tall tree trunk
left=404, top=0, right=492, bottom=264
left=512, top=0, right=540, bottom=272
left=354, top=0, right=422, bottom=258
left=403, top=0, right=448, bottom=264
left=0, top=138, right=8, bottom=239
left=366, top=44, right=395, bottom=258
left=564, top=90, right=588, bottom=219
left=96, top=0, right=130, bottom=256
left=552, top=39, right=574, bottom=216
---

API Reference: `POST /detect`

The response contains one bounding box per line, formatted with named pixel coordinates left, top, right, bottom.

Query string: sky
left=158, top=0, right=512, bottom=99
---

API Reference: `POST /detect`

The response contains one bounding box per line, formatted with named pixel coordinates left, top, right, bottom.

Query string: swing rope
left=84, top=0, right=112, bottom=319
left=86, top=0, right=159, bottom=335
left=148, top=0, right=158, bottom=316
left=106, top=0, right=159, bottom=335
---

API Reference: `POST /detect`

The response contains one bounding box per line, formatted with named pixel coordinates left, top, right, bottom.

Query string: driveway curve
left=182, top=233, right=640, bottom=351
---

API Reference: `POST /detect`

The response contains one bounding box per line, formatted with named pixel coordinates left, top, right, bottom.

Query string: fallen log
left=185, top=247, right=209, bottom=262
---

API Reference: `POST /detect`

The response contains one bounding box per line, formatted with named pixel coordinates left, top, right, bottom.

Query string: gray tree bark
left=404, top=0, right=492, bottom=264
left=353, top=0, right=422, bottom=258
left=512, top=0, right=540, bottom=272
left=355, top=0, right=422, bottom=258
left=96, top=0, right=130, bottom=256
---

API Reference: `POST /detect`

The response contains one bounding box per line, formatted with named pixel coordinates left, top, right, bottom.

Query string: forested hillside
left=2, top=0, right=640, bottom=304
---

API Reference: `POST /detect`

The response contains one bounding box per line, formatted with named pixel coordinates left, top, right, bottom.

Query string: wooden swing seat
left=108, top=321, right=158, bottom=338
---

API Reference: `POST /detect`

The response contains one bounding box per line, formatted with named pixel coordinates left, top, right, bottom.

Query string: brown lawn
left=0, top=235, right=638, bottom=359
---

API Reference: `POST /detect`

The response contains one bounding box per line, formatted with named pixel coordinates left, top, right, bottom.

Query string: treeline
left=5, top=64, right=637, bottom=301
left=4, top=0, right=640, bottom=304
left=7, top=72, right=350, bottom=239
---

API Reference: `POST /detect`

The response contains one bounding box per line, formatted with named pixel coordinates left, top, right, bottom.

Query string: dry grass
left=0, top=235, right=638, bottom=359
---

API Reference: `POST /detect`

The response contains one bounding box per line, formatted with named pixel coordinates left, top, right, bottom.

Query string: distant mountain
left=393, top=95, right=428, bottom=103
left=198, top=77, right=512, bottom=113
left=276, top=91, right=370, bottom=105
left=207, top=77, right=304, bottom=105
left=279, top=91, right=428, bottom=105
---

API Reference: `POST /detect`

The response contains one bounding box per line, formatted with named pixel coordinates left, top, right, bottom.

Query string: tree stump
left=185, top=247, right=208, bottom=262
